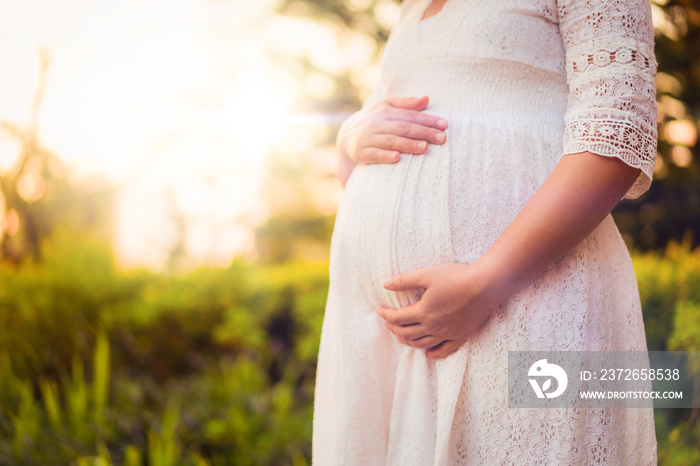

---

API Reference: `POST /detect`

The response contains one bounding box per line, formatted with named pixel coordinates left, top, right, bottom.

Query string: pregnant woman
left=313, top=0, right=658, bottom=464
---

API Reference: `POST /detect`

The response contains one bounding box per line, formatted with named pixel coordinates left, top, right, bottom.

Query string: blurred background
left=0, top=0, right=698, bottom=464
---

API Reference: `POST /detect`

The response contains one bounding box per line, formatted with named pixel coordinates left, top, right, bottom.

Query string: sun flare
left=0, top=0, right=341, bottom=269
left=225, top=64, right=293, bottom=158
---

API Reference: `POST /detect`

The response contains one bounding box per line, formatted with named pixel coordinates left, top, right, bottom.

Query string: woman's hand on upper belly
left=377, top=263, right=505, bottom=359
left=336, top=96, right=448, bottom=185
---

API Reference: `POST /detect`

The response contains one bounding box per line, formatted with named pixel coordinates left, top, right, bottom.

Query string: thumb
left=383, top=268, right=426, bottom=291
left=386, top=95, right=429, bottom=110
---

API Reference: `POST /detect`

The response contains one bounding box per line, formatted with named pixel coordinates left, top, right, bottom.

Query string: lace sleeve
left=557, top=0, right=658, bottom=199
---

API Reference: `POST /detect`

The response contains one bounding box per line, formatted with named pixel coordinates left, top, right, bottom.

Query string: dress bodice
left=369, top=0, right=657, bottom=199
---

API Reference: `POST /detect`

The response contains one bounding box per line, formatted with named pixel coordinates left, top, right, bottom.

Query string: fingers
left=373, top=120, right=447, bottom=147
left=377, top=304, right=422, bottom=326
left=344, top=96, right=448, bottom=165
left=353, top=121, right=447, bottom=163
left=382, top=268, right=427, bottom=292
left=397, top=335, right=444, bottom=349
left=386, top=96, right=430, bottom=111
left=370, top=132, right=429, bottom=155
left=362, top=134, right=427, bottom=159
left=384, top=107, right=448, bottom=131
left=385, top=321, right=425, bottom=340
left=384, top=318, right=444, bottom=349
left=425, top=340, right=462, bottom=359
left=357, top=148, right=401, bottom=164
left=376, top=97, right=447, bottom=130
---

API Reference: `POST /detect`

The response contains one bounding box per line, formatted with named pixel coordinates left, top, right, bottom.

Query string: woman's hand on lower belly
left=377, top=262, right=505, bottom=359
left=375, top=152, right=642, bottom=359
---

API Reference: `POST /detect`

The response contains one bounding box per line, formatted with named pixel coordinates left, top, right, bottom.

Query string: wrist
left=469, top=252, right=516, bottom=306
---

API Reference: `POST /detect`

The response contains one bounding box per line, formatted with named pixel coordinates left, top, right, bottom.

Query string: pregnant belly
left=330, top=159, right=443, bottom=310
left=328, top=61, right=567, bottom=310
left=329, top=121, right=561, bottom=310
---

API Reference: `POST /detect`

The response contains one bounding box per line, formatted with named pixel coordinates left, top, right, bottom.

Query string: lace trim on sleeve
left=563, top=36, right=658, bottom=199
left=563, top=108, right=656, bottom=198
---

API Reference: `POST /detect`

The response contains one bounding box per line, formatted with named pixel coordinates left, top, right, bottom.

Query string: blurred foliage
left=278, top=0, right=393, bottom=113
left=614, top=0, right=700, bottom=250
left=632, top=241, right=700, bottom=464
left=279, top=0, right=394, bottom=44
left=0, top=230, right=328, bottom=464
left=0, top=228, right=697, bottom=464
left=0, top=50, right=114, bottom=264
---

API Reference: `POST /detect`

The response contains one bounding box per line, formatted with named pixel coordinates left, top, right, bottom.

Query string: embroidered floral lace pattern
left=313, top=0, right=658, bottom=464
left=562, top=15, right=657, bottom=198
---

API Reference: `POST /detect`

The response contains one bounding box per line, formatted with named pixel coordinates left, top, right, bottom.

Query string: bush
left=0, top=231, right=327, bottom=464
left=633, top=241, right=700, bottom=463
left=0, top=231, right=698, bottom=464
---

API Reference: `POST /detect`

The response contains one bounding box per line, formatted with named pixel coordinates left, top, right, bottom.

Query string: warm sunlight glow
left=225, top=64, right=293, bottom=158
left=0, top=0, right=353, bottom=269
left=664, top=119, right=697, bottom=146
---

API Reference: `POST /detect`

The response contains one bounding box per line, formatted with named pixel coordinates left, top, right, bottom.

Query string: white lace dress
left=313, top=0, right=658, bottom=464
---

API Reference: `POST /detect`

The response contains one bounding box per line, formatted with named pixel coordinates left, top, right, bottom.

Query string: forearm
left=474, top=151, right=641, bottom=301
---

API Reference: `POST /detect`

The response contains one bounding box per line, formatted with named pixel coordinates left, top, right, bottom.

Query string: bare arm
left=475, top=150, right=640, bottom=301
left=378, top=151, right=641, bottom=358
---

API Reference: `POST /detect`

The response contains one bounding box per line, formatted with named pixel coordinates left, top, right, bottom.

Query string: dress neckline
left=419, top=0, right=451, bottom=22
left=413, top=0, right=458, bottom=43
left=417, top=16, right=434, bottom=40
